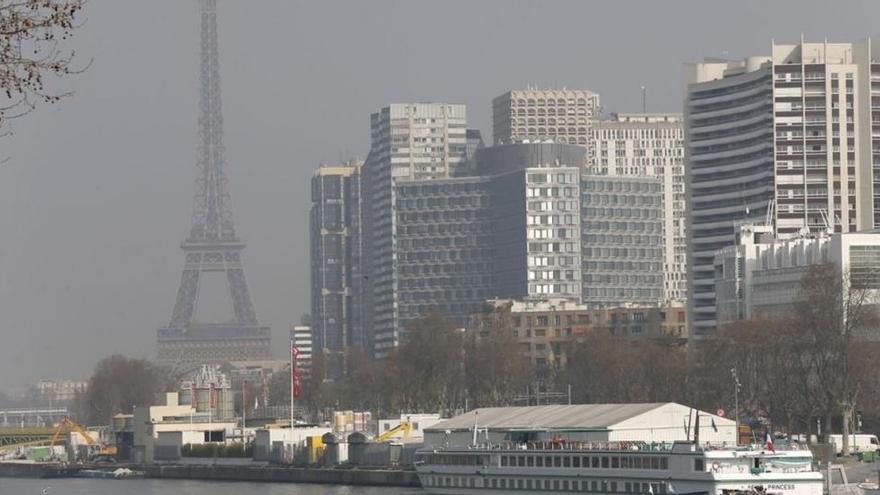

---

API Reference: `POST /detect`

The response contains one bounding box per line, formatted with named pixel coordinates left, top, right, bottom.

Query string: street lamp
left=731, top=368, right=742, bottom=445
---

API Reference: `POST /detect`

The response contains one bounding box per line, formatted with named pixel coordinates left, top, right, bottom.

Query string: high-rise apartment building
left=309, top=161, right=364, bottom=374
left=476, top=143, right=585, bottom=301
left=290, top=325, right=313, bottom=377
left=580, top=175, right=665, bottom=308
left=492, top=89, right=600, bottom=146
left=589, top=113, right=687, bottom=303
left=395, top=176, right=495, bottom=330
left=393, top=142, right=585, bottom=332
left=362, top=103, right=469, bottom=357
left=685, top=37, right=880, bottom=339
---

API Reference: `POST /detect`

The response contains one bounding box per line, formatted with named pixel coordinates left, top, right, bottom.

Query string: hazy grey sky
left=1, top=0, right=878, bottom=392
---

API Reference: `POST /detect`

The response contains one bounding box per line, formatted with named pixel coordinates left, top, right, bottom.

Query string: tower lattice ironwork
left=157, top=0, right=270, bottom=369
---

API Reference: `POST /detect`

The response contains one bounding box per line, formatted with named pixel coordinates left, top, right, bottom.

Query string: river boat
left=414, top=440, right=823, bottom=495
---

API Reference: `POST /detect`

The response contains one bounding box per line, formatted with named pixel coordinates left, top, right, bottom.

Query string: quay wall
left=145, top=464, right=421, bottom=487
left=0, top=462, right=80, bottom=478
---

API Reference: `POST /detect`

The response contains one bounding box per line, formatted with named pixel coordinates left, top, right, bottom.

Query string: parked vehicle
left=828, top=434, right=880, bottom=455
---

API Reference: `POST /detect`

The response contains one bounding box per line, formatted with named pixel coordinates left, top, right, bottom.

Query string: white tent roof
left=427, top=403, right=680, bottom=432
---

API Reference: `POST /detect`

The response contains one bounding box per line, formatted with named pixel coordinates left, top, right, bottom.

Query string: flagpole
left=290, top=339, right=296, bottom=430
left=242, top=379, right=247, bottom=432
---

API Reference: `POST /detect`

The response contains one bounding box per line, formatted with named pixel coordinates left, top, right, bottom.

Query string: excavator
left=50, top=417, right=117, bottom=461
left=375, top=419, right=412, bottom=443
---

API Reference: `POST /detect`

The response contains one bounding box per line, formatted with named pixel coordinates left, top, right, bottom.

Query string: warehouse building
left=424, top=403, right=734, bottom=449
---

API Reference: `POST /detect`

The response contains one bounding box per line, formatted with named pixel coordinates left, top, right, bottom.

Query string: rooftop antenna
left=641, top=85, right=647, bottom=113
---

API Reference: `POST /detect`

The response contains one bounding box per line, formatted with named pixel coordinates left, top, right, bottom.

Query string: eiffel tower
left=156, top=0, right=271, bottom=369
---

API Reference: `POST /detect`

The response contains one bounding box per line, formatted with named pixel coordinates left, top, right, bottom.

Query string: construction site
left=0, top=364, right=440, bottom=484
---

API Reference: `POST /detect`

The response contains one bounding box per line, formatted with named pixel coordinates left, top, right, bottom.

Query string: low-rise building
left=481, top=298, right=687, bottom=369
left=714, top=226, right=880, bottom=327
left=35, top=380, right=87, bottom=404
left=133, top=392, right=237, bottom=463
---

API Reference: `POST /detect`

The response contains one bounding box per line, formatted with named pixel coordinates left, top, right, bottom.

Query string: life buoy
left=712, top=462, right=720, bottom=472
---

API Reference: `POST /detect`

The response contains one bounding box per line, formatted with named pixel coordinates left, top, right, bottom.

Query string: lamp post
left=731, top=367, right=742, bottom=445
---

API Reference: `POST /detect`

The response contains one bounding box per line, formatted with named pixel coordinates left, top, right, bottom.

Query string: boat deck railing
left=460, top=441, right=677, bottom=452
left=440, top=440, right=797, bottom=454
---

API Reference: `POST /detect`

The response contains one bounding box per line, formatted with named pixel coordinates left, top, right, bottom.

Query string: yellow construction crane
left=50, top=417, right=116, bottom=457
left=375, top=420, right=412, bottom=443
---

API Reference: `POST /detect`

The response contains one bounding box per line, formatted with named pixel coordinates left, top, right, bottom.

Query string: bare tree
left=791, top=264, right=880, bottom=454
left=564, top=329, right=687, bottom=404
left=388, top=312, right=465, bottom=414
left=84, top=355, right=164, bottom=424
left=0, top=0, right=86, bottom=130
left=695, top=318, right=806, bottom=436
left=465, top=303, right=531, bottom=407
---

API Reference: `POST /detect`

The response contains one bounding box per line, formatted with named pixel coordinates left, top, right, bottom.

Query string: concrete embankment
left=145, top=463, right=421, bottom=487
left=0, top=462, right=80, bottom=479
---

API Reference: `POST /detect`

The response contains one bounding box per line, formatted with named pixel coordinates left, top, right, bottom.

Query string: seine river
left=0, top=478, right=424, bottom=495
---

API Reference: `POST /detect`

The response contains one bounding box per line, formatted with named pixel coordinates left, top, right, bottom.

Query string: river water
left=0, top=478, right=425, bottom=495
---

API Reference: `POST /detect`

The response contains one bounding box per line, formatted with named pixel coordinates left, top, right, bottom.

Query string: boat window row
left=422, top=475, right=668, bottom=493
left=500, top=454, right=669, bottom=470
left=420, top=454, right=490, bottom=466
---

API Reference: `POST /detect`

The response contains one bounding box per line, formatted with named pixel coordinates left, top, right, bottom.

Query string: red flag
left=291, top=342, right=302, bottom=399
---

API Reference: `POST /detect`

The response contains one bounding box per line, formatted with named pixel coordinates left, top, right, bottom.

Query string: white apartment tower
left=685, top=37, right=880, bottom=339
left=362, top=103, right=469, bottom=358
left=492, top=89, right=600, bottom=146
left=589, top=113, right=687, bottom=304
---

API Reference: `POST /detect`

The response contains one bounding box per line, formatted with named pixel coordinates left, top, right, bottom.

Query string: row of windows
left=397, top=182, right=488, bottom=196
left=582, top=287, right=665, bottom=301
left=500, top=454, right=669, bottom=470
left=582, top=181, right=661, bottom=193
left=583, top=194, right=660, bottom=206
left=510, top=97, right=593, bottom=106
left=594, top=129, right=682, bottom=140
left=515, top=117, right=589, bottom=125
left=514, top=134, right=589, bottom=145
left=422, top=474, right=668, bottom=493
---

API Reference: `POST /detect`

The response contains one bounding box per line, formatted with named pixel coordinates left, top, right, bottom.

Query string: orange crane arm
left=49, top=417, right=96, bottom=447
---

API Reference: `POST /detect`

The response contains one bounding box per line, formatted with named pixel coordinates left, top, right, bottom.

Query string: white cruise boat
left=414, top=440, right=823, bottom=495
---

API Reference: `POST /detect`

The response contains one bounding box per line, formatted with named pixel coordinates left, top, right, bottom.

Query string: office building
left=685, top=37, right=880, bottom=339
left=581, top=175, right=665, bottom=308
left=715, top=226, right=880, bottom=327
left=395, top=176, right=495, bottom=330
left=492, top=89, right=600, bottom=146
left=309, top=161, right=364, bottom=361
left=362, top=103, right=468, bottom=357
left=477, top=142, right=585, bottom=301
left=589, top=113, right=687, bottom=304
left=394, top=142, right=585, bottom=332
